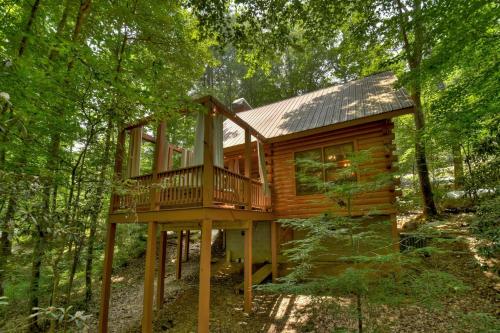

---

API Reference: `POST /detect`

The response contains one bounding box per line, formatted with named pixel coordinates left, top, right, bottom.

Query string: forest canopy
left=0, top=0, right=498, bottom=331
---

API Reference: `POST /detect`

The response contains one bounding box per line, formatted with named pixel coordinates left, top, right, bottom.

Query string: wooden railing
left=251, top=179, right=272, bottom=211
left=157, top=165, right=203, bottom=207
left=114, top=174, right=154, bottom=211
left=112, top=165, right=271, bottom=212
left=213, top=166, right=247, bottom=207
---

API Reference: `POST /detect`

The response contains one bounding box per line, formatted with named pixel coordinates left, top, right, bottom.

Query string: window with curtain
left=294, top=142, right=355, bottom=195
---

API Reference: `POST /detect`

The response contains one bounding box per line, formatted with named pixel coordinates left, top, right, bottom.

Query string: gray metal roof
left=223, top=71, right=413, bottom=147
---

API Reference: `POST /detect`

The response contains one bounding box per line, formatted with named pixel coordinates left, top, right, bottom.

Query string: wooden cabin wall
left=271, top=119, right=397, bottom=219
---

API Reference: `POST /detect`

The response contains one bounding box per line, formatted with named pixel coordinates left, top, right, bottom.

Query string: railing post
left=203, top=107, right=214, bottom=207
left=244, top=129, right=252, bottom=209
left=111, top=129, right=126, bottom=212
left=151, top=121, right=166, bottom=210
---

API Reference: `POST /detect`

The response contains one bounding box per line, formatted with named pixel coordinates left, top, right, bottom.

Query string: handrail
left=213, top=165, right=248, bottom=180
left=113, top=165, right=271, bottom=211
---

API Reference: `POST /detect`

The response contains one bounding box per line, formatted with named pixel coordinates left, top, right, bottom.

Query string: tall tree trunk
left=67, top=0, right=93, bottom=71
left=0, top=197, right=16, bottom=297
left=28, top=0, right=93, bottom=327
left=396, top=0, right=437, bottom=217
left=28, top=225, right=45, bottom=332
left=412, top=91, right=437, bottom=216
left=84, top=122, right=113, bottom=304
left=18, top=0, right=41, bottom=57
left=452, top=144, right=464, bottom=189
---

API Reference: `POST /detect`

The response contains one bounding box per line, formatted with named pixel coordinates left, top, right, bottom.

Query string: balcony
left=111, top=165, right=272, bottom=213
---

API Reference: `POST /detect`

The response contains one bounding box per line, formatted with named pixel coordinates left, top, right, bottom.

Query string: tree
left=0, top=0, right=212, bottom=330
left=187, top=0, right=499, bottom=217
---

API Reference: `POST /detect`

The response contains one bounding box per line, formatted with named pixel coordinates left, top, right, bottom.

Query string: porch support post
left=244, top=129, right=252, bottom=209
left=98, top=222, right=117, bottom=333
left=184, top=229, right=190, bottom=262
left=156, top=230, right=167, bottom=310
left=142, top=222, right=158, bottom=333
left=244, top=221, right=253, bottom=313
left=271, top=221, right=278, bottom=282
left=198, top=219, right=212, bottom=333
left=176, top=230, right=183, bottom=280
left=202, top=108, right=214, bottom=207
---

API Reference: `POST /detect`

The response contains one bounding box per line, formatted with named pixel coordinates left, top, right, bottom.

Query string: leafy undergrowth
left=89, top=214, right=498, bottom=333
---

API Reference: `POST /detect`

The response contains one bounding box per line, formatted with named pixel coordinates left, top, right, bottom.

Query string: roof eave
left=223, top=106, right=414, bottom=151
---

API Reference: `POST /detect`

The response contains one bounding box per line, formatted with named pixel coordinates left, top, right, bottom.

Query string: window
left=294, top=142, right=355, bottom=195
left=295, top=148, right=323, bottom=195
left=324, top=143, right=354, bottom=182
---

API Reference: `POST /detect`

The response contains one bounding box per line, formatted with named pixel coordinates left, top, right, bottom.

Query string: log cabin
left=98, top=71, right=414, bottom=333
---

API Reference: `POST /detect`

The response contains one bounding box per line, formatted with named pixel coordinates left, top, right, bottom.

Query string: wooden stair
left=235, top=263, right=272, bottom=294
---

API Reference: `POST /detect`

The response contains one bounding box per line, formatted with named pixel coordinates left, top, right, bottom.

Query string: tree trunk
left=412, top=91, right=437, bottom=216
left=84, top=122, right=113, bottom=304
left=356, top=293, right=363, bottom=333
left=452, top=144, right=464, bottom=189
left=28, top=225, right=45, bottom=332
left=396, top=0, right=437, bottom=217
left=18, top=0, right=41, bottom=57
left=67, top=0, right=92, bottom=71
left=0, top=197, right=16, bottom=296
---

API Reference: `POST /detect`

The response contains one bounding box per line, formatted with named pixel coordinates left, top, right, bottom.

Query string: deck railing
left=112, top=165, right=271, bottom=212
left=157, top=165, right=204, bottom=207
left=114, top=174, right=154, bottom=211
left=213, top=166, right=247, bottom=207
left=251, top=179, right=271, bottom=210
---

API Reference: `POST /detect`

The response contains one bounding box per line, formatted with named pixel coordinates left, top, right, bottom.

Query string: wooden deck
left=110, top=165, right=272, bottom=214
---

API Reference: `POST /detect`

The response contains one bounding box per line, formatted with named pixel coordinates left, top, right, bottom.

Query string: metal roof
left=223, top=71, right=413, bottom=147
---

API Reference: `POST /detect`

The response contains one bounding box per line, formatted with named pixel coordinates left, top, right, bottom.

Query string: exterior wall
left=225, top=222, right=271, bottom=263
left=223, top=119, right=398, bottom=265
left=271, top=119, right=397, bottom=219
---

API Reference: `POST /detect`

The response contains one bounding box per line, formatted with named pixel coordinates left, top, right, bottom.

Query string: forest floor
left=88, top=213, right=499, bottom=333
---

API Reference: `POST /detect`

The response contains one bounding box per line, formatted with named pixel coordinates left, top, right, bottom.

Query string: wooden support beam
left=156, top=231, right=167, bottom=311
left=98, top=222, right=117, bottom=333
left=109, top=208, right=273, bottom=224
left=151, top=121, right=166, bottom=210
left=196, top=96, right=267, bottom=142
left=110, top=130, right=126, bottom=211
left=184, top=230, right=190, bottom=262
left=244, top=129, right=252, bottom=210
left=142, top=222, right=158, bottom=333
left=198, top=219, right=213, bottom=333
left=127, top=127, right=142, bottom=178
left=244, top=221, right=253, bottom=313
left=271, top=221, right=278, bottom=282
left=176, top=230, right=183, bottom=280
left=203, top=111, right=214, bottom=207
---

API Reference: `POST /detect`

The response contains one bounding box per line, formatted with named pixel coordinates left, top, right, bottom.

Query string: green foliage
left=0, top=0, right=213, bottom=328
left=401, top=270, right=470, bottom=309
left=458, top=312, right=500, bottom=333
left=469, top=195, right=500, bottom=257
left=30, top=305, right=91, bottom=331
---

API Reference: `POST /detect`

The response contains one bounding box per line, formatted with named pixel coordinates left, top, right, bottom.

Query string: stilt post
left=271, top=221, right=278, bottom=282
left=98, top=222, right=117, bottom=333
left=176, top=230, right=183, bottom=279
left=184, top=229, right=190, bottom=262
left=244, top=221, right=253, bottom=313
left=156, top=230, right=167, bottom=310
left=198, top=219, right=212, bottom=333
left=142, top=222, right=158, bottom=333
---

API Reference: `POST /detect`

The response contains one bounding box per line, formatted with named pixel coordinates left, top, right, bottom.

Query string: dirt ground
left=89, top=214, right=499, bottom=333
